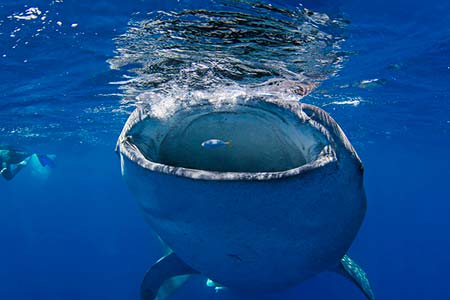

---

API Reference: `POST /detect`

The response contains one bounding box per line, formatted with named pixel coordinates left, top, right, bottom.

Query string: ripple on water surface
left=108, top=0, right=349, bottom=111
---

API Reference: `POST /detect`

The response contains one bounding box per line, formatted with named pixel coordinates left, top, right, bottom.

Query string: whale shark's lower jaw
left=118, top=96, right=338, bottom=180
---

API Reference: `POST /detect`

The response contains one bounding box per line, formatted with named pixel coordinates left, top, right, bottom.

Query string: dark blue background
left=1, top=0, right=449, bottom=299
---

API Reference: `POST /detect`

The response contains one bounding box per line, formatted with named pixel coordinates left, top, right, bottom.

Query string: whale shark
left=116, top=96, right=374, bottom=300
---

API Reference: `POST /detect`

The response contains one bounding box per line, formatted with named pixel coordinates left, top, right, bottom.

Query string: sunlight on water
left=2, top=1, right=81, bottom=56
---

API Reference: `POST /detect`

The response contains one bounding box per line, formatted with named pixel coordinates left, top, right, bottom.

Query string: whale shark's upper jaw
left=117, top=97, right=338, bottom=180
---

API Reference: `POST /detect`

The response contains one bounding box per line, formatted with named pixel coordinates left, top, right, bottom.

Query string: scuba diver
left=0, top=146, right=55, bottom=181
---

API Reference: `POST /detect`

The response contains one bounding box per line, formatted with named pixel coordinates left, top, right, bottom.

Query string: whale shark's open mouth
left=125, top=99, right=330, bottom=173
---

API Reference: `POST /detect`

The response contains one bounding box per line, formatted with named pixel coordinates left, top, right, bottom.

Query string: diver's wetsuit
left=0, top=149, right=31, bottom=180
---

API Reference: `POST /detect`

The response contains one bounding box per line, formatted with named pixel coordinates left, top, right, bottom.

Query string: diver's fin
left=141, top=252, right=199, bottom=300
left=37, top=154, right=56, bottom=168
left=333, top=255, right=375, bottom=300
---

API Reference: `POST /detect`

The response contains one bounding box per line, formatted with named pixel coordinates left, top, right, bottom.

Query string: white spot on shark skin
left=71, top=23, right=78, bottom=28
left=206, top=279, right=225, bottom=292
left=57, top=21, right=62, bottom=26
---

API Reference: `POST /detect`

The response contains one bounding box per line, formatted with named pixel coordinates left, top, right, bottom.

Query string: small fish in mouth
left=201, top=139, right=232, bottom=149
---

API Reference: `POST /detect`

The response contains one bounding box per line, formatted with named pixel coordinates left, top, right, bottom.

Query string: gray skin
left=117, top=97, right=375, bottom=300
left=0, top=148, right=32, bottom=181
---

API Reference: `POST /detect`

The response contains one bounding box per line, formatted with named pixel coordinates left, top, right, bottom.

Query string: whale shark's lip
left=119, top=138, right=336, bottom=181
left=117, top=99, right=349, bottom=181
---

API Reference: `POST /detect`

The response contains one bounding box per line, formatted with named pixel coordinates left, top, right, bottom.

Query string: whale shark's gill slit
left=130, top=101, right=328, bottom=173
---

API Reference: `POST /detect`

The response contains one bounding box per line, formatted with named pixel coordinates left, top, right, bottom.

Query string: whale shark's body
left=116, top=97, right=374, bottom=300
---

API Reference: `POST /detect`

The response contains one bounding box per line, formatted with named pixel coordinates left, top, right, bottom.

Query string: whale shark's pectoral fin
left=153, top=237, right=194, bottom=299
left=333, top=255, right=375, bottom=300
left=141, top=252, right=199, bottom=300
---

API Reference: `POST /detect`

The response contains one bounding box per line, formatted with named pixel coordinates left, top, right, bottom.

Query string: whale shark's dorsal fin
left=334, top=255, right=375, bottom=300
left=141, top=252, right=199, bottom=300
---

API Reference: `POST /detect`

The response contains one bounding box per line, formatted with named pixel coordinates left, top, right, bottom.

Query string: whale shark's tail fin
left=37, top=154, right=56, bottom=168
left=333, top=255, right=375, bottom=300
left=141, top=252, right=199, bottom=300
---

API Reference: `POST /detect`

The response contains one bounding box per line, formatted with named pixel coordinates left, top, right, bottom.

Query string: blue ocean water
left=1, top=0, right=449, bottom=299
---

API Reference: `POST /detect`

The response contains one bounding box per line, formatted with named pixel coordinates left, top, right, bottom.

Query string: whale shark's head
left=119, top=96, right=336, bottom=177
left=116, top=96, right=367, bottom=294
